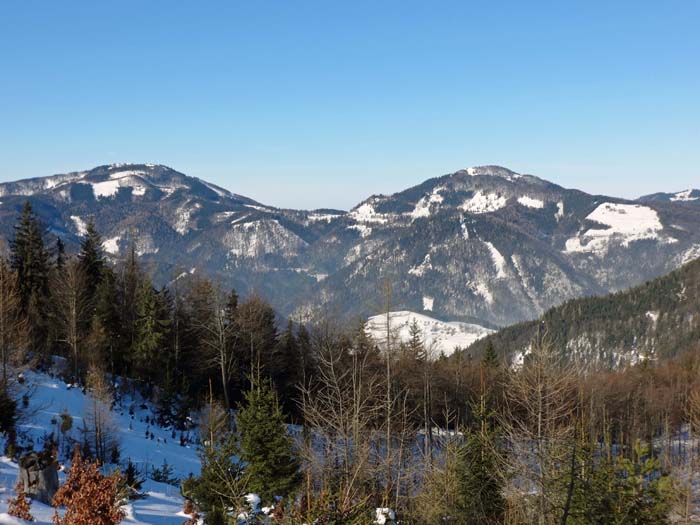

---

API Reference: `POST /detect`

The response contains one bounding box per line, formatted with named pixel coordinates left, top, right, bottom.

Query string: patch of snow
left=374, top=508, right=396, bottom=525
left=103, top=236, right=121, bottom=255
left=91, top=179, right=120, bottom=198
left=517, top=196, right=544, bottom=209
left=646, top=310, right=660, bottom=328
left=556, top=201, right=565, bottom=220
left=469, top=281, right=493, bottom=303
left=410, top=186, right=445, bottom=219
left=423, top=296, right=434, bottom=311
left=670, top=189, right=699, bottom=202
left=348, top=224, right=372, bottom=238
left=461, top=191, right=507, bottom=214
left=564, top=202, right=674, bottom=255
left=408, top=254, right=433, bottom=277
left=349, top=201, right=389, bottom=223
left=308, top=212, right=343, bottom=223
left=460, top=217, right=470, bottom=239
left=70, top=215, right=87, bottom=236
left=366, top=311, right=493, bottom=358
left=483, top=241, right=507, bottom=279
left=225, top=220, right=306, bottom=258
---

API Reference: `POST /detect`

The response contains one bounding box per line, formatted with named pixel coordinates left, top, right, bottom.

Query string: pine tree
left=235, top=377, right=300, bottom=501
left=8, top=481, right=34, bottom=521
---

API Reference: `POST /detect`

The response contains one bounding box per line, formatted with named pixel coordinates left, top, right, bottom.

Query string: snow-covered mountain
left=365, top=311, right=493, bottom=358
left=0, top=163, right=699, bottom=328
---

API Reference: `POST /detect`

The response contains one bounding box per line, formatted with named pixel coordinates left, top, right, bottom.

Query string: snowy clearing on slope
left=409, top=187, right=445, bottom=219
left=564, top=202, right=674, bottom=255
left=517, top=196, right=544, bottom=209
left=460, top=191, right=507, bottom=214
left=483, top=241, right=508, bottom=279
left=349, top=202, right=390, bottom=224
left=103, top=235, right=121, bottom=255
left=366, top=311, right=493, bottom=357
left=670, top=189, right=699, bottom=202
left=69, top=215, right=87, bottom=236
left=225, top=219, right=307, bottom=258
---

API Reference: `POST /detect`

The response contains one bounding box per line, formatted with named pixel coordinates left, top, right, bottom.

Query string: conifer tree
left=183, top=424, right=247, bottom=525
left=454, top=402, right=505, bottom=524
left=0, top=258, right=27, bottom=388
left=55, top=237, right=66, bottom=271
left=273, top=320, right=300, bottom=416
left=235, top=377, right=300, bottom=501
left=132, top=280, right=170, bottom=381
left=77, top=219, right=105, bottom=307
left=10, top=201, right=51, bottom=354
left=481, top=340, right=498, bottom=368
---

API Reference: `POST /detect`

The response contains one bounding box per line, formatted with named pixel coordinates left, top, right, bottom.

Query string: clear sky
left=1, top=1, right=698, bottom=210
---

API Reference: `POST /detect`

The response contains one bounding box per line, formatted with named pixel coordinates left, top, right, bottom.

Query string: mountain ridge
left=0, top=162, right=699, bottom=328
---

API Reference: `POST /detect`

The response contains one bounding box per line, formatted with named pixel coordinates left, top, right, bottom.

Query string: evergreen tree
left=55, top=237, right=66, bottom=271
left=454, top=413, right=505, bottom=524
left=481, top=340, right=498, bottom=368
left=92, top=268, right=122, bottom=375
left=77, top=219, right=105, bottom=308
left=235, top=377, right=300, bottom=501
left=10, top=201, right=51, bottom=354
left=183, top=432, right=247, bottom=525
left=117, top=240, right=141, bottom=369
left=569, top=441, right=672, bottom=525
left=132, top=280, right=170, bottom=382
left=273, top=320, right=300, bottom=417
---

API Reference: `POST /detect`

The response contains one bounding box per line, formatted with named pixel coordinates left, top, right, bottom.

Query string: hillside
left=365, top=311, right=494, bottom=358
left=467, top=256, right=700, bottom=368
left=0, top=370, right=200, bottom=524
left=1, top=163, right=699, bottom=327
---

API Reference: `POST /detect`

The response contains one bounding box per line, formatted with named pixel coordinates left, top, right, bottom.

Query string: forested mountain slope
left=467, top=256, right=700, bottom=368
left=0, top=163, right=699, bottom=327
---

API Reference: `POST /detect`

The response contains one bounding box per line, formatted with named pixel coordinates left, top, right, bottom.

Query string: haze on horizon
left=0, top=1, right=698, bottom=210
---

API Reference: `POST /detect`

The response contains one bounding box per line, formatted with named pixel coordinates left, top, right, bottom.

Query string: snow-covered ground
left=0, top=371, right=201, bottom=524
left=564, top=202, right=675, bottom=255
left=366, top=311, right=493, bottom=357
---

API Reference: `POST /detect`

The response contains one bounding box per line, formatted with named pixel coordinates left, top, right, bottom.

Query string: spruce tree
left=133, top=280, right=170, bottom=381
left=10, top=201, right=51, bottom=354
left=183, top=431, right=246, bottom=525
left=273, top=320, right=300, bottom=417
left=481, top=340, right=498, bottom=368
left=235, top=377, right=300, bottom=501
left=77, top=219, right=105, bottom=308
left=455, top=423, right=505, bottom=524
left=55, top=237, right=66, bottom=271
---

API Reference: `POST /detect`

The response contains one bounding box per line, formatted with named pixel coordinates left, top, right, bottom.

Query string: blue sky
left=1, top=1, right=698, bottom=209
